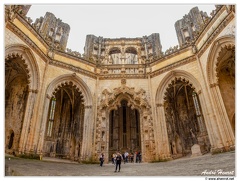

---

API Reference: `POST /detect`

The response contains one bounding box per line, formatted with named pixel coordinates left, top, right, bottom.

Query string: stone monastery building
left=5, top=5, right=235, bottom=162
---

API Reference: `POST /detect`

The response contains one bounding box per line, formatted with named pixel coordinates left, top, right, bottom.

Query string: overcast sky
left=27, top=4, right=215, bottom=53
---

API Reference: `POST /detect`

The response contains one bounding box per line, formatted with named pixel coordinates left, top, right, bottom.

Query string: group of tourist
left=112, top=151, right=142, bottom=164
left=99, top=151, right=142, bottom=172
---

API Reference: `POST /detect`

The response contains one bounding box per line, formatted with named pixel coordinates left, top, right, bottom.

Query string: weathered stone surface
left=4, top=5, right=235, bottom=164
left=191, top=144, right=202, bottom=157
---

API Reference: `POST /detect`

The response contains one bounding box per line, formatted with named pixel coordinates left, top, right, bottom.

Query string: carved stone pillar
left=209, top=83, right=235, bottom=149
left=80, top=105, right=94, bottom=161
left=156, top=103, right=171, bottom=160
left=18, top=89, right=38, bottom=154
left=37, top=94, right=51, bottom=154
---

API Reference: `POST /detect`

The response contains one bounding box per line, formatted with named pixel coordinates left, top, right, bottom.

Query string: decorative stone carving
left=95, top=84, right=155, bottom=161
left=66, top=48, right=81, bottom=57
left=5, top=5, right=31, bottom=22
left=164, top=77, right=210, bottom=158
left=121, top=79, right=126, bottom=85
left=175, top=7, right=210, bottom=47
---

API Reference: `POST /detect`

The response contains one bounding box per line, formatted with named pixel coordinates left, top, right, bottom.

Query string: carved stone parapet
left=146, top=67, right=151, bottom=73
left=121, top=67, right=126, bottom=74
left=103, top=68, right=108, bottom=74
left=139, top=68, right=144, bottom=73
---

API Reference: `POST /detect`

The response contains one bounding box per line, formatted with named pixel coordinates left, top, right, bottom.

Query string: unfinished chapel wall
left=5, top=5, right=235, bottom=162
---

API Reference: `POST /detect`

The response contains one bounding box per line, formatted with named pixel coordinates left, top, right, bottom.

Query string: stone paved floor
left=5, top=151, right=235, bottom=176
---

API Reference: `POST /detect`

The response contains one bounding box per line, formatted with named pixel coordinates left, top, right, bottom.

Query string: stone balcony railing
left=100, top=64, right=145, bottom=75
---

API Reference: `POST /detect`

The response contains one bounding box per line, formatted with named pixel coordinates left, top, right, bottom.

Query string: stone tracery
left=163, top=77, right=210, bottom=158
left=44, top=82, right=85, bottom=161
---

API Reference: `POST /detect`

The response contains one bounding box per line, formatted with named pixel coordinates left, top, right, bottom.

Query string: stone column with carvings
left=36, top=94, right=51, bottom=154
left=18, top=88, right=38, bottom=154
left=80, top=105, right=94, bottom=161
left=209, top=83, right=235, bottom=149
left=155, top=103, right=171, bottom=160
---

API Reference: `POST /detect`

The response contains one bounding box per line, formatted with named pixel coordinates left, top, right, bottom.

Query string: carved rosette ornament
left=95, top=84, right=156, bottom=162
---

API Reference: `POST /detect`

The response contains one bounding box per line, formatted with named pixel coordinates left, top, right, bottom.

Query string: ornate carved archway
left=155, top=70, right=213, bottom=159
left=5, top=44, right=40, bottom=155
left=95, top=82, right=156, bottom=162
left=37, top=73, right=94, bottom=161
left=163, top=77, right=210, bottom=158
left=206, top=35, right=235, bottom=149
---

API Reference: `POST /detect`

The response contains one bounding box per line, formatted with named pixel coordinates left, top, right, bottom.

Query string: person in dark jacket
left=99, top=153, right=104, bottom=167
left=115, top=152, right=123, bottom=172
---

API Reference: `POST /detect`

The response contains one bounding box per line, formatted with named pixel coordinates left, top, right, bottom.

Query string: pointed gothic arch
left=155, top=70, right=211, bottom=159
left=95, top=84, right=155, bottom=162
left=206, top=35, right=235, bottom=149
left=5, top=44, right=40, bottom=91
left=207, top=35, right=235, bottom=85
left=5, top=44, right=40, bottom=155
left=37, top=73, right=94, bottom=161
left=45, top=73, right=92, bottom=106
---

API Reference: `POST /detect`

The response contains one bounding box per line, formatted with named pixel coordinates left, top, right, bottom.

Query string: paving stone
left=5, top=151, right=235, bottom=176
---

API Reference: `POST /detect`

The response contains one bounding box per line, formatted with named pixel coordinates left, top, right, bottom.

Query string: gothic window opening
left=125, top=47, right=138, bottom=64
left=48, top=28, right=54, bottom=37
left=109, top=47, right=121, bottom=64
left=44, top=83, right=85, bottom=161
left=164, top=79, right=210, bottom=158
left=47, top=97, right=56, bottom=137
left=192, top=91, right=204, bottom=133
left=183, top=29, right=190, bottom=38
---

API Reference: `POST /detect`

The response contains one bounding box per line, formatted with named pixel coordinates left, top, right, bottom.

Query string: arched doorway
left=5, top=54, right=29, bottom=154
left=206, top=36, right=235, bottom=150
left=216, top=45, right=235, bottom=135
left=164, top=78, right=210, bottom=158
left=95, top=83, right=155, bottom=162
left=109, top=100, right=141, bottom=158
left=44, top=82, right=85, bottom=161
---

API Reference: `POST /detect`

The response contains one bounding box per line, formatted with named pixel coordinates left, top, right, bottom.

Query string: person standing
left=124, top=151, right=129, bottom=163
left=122, top=153, right=125, bottom=164
left=138, top=151, right=142, bottom=163
left=99, top=153, right=104, bottom=167
left=134, top=151, right=137, bottom=163
left=115, top=152, right=123, bottom=172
